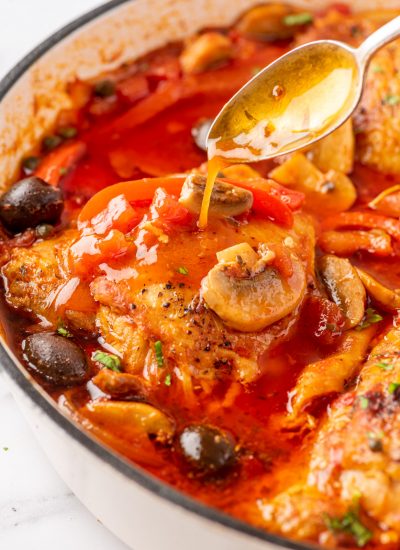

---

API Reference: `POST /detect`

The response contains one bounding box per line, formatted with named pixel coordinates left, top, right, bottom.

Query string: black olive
left=179, top=424, right=236, bottom=475
left=23, top=333, right=89, bottom=387
left=0, top=177, right=64, bottom=232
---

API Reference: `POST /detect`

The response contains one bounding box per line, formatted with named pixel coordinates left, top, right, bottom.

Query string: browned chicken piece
left=258, top=325, right=400, bottom=547
left=1, top=212, right=315, bottom=393
left=0, top=229, right=97, bottom=331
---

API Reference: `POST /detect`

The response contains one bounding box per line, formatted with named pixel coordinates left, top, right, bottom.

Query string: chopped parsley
left=356, top=308, right=383, bottom=331
left=164, top=373, right=172, bottom=386
left=283, top=12, right=313, bottom=26
left=359, top=396, right=369, bottom=410
left=155, top=340, right=164, bottom=367
left=375, top=361, right=393, bottom=371
left=92, top=350, right=121, bottom=372
left=372, top=65, right=384, bottom=74
left=3, top=447, right=9, bottom=452
left=383, top=94, right=400, bottom=106
left=177, top=266, right=189, bottom=276
left=57, top=325, right=72, bottom=338
left=388, top=382, right=400, bottom=394
left=324, top=507, right=372, bottom=547
left=59, top=167, right=68, bottom=176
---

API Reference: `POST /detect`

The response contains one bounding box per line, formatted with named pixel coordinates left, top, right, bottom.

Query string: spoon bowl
left=206, top=15, right=400, bottom=164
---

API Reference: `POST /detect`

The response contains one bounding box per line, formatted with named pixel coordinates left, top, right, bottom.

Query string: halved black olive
left=179, top=424, right=236, bottom=475
left=23, top=333, right=89, bottom=387
left=0, top=177, right=64, bottom=232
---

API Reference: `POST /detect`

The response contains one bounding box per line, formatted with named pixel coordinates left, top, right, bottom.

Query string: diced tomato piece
left=35, top=141, right=87, bottom=186
left=302, top=296, right=346, bottom=346
left=70, top=229, right=130, bottom=275
left=150, top=188, right=193, bottom=231
left=90, top=194, right=141, bottom=235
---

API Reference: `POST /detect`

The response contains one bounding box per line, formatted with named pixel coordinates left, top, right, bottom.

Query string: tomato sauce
left=2, top=4, right=400, bottom=547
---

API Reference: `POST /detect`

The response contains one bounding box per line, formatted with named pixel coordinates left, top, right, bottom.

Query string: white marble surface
left=0, top=2, right=130, bottom=548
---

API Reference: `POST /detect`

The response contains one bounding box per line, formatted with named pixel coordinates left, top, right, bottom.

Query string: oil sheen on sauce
left=199, top=42, right=359, bottom=227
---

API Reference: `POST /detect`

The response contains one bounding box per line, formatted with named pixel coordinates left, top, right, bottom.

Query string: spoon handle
left=357, top=15, right=400, bottom=65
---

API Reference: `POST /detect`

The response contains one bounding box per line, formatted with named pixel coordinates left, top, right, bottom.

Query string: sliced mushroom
left=85, top=401, right=174, bottom=442
left=236, top=4, right=304, bottom=41
left=356, top=267, right=400, bottom=313
left=180, top=32, right=233, bottom=75
left=179, top=174, right=253, bottom=218
left=201, top=242, right=306, bottom=332
left=319, top=255, right=366, bottom=329
left=92, top=369, right=150, bottom=399
left=270, top=153, right=356, bottom=215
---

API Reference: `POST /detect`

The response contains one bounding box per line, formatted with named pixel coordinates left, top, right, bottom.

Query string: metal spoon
left=204, top=15, right=400, bottom=163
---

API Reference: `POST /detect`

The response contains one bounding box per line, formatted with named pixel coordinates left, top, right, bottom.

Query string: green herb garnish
left=283, top=12, right=313, bottom=26
left=324, top=507, right=372, bottom=547
left=177, top=266, right=189, bottom=276
left=155, top=340, right=164, bottom=367
left=57, top=126, right=78, bottom=139
left=372, top=65, right=384, bottom=74
left=164, top=374, right=172, bottom=386
left=359, top=396, right=369, bottom=410
left=3, top=447, right=9, bottom=452
left=388, top=382, right=400, bottom=394
left=57, top=325, right=72, bottom=338
left=383, top=94, right=400, bottom=106
left=92, top=350, right=121, bottom=372
left=356, top=308, right=383, bottom=331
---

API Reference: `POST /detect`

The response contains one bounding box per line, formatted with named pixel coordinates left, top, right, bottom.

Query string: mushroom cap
left=201, top=243, right=306, bottom=332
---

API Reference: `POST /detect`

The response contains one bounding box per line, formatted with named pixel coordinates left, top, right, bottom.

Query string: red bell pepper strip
left=35, top=141, right=86, bottom=186
left=322, top=211, right=400, bottom=241
left=222, top=177, right=304, bottom=227
left=78, top=176, right=186, bottom=229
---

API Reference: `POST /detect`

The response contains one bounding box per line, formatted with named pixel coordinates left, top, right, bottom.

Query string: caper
left=23, top=333, right=89, bottom=386
left=179, top=424, right=237, bottom=475
left=0, top=177, right=63, bottom=233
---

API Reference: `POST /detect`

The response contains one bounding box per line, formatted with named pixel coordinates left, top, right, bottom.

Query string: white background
left=0, top=1, right=129, bottom=549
